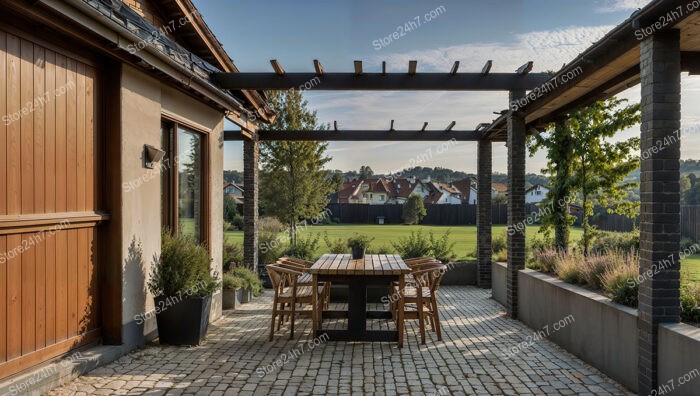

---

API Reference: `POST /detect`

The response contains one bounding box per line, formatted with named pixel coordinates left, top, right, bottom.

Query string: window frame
left=161, top=118, right=210, bottom=248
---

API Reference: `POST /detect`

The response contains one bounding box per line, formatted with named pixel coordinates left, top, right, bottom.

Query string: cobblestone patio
left=49, top=287, right=632, bottom=395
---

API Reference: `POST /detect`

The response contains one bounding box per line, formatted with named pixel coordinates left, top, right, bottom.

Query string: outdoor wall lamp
left=144, top=144, right=166, bottom=169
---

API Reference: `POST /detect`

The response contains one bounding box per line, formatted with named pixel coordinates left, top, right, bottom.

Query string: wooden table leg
left=312, top=273, right=319, bottom=333
left=397, top=274, right=405, bottom=348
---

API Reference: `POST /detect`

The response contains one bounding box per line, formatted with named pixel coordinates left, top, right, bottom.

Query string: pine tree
left=403, top=194, right=427, bottom=225
left=259, top=90, right=333, bottom=245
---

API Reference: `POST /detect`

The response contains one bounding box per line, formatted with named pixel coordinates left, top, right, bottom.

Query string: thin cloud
left=595, top=0, right=651, bottom=13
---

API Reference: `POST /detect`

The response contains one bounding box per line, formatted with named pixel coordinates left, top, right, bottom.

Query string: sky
left=193, top=0, right=700, bottom=174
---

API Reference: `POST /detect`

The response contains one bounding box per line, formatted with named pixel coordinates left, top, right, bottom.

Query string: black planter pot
left=155, top=294, right=211, bottom=346
left=351, top=246, right=366, bottom=259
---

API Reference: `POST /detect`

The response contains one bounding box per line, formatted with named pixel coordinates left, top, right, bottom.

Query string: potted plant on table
left=229, top=267, right=263, bottom=303
left=222, top=272, right=245, bottom=310
left=148, top=230, right=220, bottom=346
left=347, top=234, right=374, bottom=259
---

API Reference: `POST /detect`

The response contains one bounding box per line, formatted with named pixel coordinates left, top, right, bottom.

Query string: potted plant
left=148, top=230, right=220, bottom=346
left=347, top=234, right=374, bottom=259
left=222, top=272, right=245, bottom=310
left=229, top=267, right=263, bottom=303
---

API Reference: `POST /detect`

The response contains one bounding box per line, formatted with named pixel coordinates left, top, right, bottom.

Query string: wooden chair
left=403, top=257, right=440, bottom=267
left=278, top=256, right=313, bottom=268
left=267, top=264, right=327, bottom=340
left=392, top=262, right=446, bottom=344
left=273, top=259, right=330, bottom=310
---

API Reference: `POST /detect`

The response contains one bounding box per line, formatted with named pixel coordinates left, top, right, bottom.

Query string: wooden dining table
left=309, top=254, right=411, bottom=347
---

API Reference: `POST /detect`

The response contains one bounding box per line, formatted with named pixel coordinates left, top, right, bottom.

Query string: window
left=380, top=195, right=384, bottom=201
left=161, top=120, right=207, bottom=243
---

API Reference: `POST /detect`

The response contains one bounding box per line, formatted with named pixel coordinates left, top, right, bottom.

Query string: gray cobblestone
left=49, top=287, right=632, bottom=395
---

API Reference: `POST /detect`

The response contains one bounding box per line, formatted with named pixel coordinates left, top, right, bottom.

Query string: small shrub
left=149, top=230, right=220, bottom=298
left=282, top=233, right=321, bottom=261
left=368, top=245, right=393, bottom=255
left=531, top=247, right=559, bottom=273
left=680, top=237, right=697, bottom=252
left=222, top=239, right=243, bottom=272
left=493, top=249, right=507, bottom=263
left=429, top=230, right=456, bottom=263
left=259, top=231, right=284, bottom=265
left=332, top=217, right=341, bottom=224
left=392, top=231, right=432, bottom=258
left=590, top=230, right=639, bottom=254
left=492, top=233, right=507, bottom=254
left=231, top=213, right=244, bottom=230
left=323, top=232, right=347, bottom=254
left=580, top=253, right=616, bottom=289
left=222, top=272, right=245, bottom=290
left=259, top=216, right=286, bottom=233
left=601, top=258, right=639, bottom=307
left=681, top=283, right=700, bottom=323
left=229, top=267, right=263, bottom=296
left=223, top=221, right=234, bottom=232
left=347, top=234, right=374, bottom=249
left=555, top=253, right=584, bottom=284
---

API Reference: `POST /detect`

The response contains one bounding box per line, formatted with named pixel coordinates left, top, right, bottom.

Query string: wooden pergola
left=215, top=1, right=700, bottom=392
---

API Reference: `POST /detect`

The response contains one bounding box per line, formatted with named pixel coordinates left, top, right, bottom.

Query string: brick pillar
left=638, top=30, right=681, bottom=395
left=477, top=139, right=492, bottom=288
left=243, top=137, right=259, bottom=271
left=506, top=90, right=526, bottom=318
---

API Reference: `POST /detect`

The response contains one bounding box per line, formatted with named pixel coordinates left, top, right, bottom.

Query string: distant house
left=526, top=184, right=550, bottom=204
left=424, top=181, right=462, bottom=204
left=452, top=178, right=478, bottom=204
left=337, top=177, right=461, bottom=205
left=224, top=182, right=244, bottom=204
left=492, top=182, right=508, bottom=196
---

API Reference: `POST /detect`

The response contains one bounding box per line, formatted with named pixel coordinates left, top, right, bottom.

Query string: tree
left=259, top=90, right=334, bottom=245
left=403, top=193, right=427, bottom=225
left=529, top=98, right=641, bottom=255
left=329, top=170, right=344, bottom=193
left=359, top=165, right=374, bottom=180
left=528, top=120, right=577, bottom=251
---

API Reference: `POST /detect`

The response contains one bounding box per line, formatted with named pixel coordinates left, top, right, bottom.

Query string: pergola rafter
left=212, top=59, right=551, bottom=91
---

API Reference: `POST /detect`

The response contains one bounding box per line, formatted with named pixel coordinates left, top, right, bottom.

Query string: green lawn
left=224, top=224, right=583, bottom=260
left=224, top=224, right=700, bottom=285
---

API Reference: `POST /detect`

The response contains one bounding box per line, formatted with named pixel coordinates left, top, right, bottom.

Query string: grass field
left=225, top=224, right=580, bottom=260
left=224, top=224, right=700, bottom=285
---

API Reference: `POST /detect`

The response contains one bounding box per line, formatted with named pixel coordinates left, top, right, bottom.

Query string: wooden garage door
left=0, top=30, right=105, bottom=379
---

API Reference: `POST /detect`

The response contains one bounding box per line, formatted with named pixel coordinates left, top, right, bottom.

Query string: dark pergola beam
left=421, top=122, right=428, bottom=131
left=212, top=72, right=553, bottom=91
left=224, top=129, right=488, bottom=141
left=390, top=120, right=395, bottom=131
left=445, top=121, right=456, bottom=131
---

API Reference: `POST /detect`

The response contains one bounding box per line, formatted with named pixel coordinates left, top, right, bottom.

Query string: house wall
left=525, top=186, right=548, bottom=204
left=119, top=65, right=224, bottom=349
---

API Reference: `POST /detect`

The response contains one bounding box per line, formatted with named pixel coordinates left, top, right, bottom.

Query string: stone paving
left=49, top=287, right=633, bottom=395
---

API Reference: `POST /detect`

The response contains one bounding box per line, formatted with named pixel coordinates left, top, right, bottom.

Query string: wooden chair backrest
left=266, top=264, right=302, bottom=294
left=278, top=256, right=313, bottom=268
left=411, top=263, right=447, bottom=294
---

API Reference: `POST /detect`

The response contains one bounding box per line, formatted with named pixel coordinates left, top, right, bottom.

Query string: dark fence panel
left=681, top=206, right=700, bottom=241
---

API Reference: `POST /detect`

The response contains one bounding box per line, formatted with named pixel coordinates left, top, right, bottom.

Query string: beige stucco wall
left=119, top=65, right=224, bottom=346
